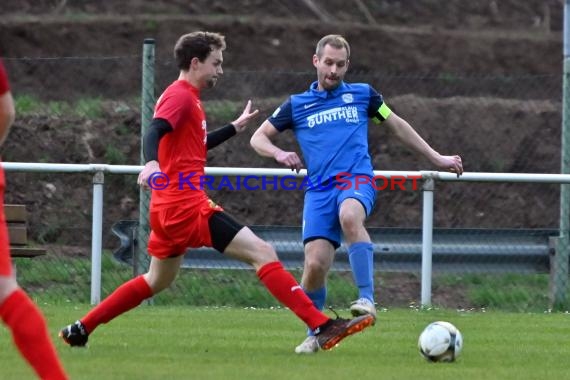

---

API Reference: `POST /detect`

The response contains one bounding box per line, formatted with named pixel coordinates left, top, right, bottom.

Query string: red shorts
left=0, top=168, right=13, bottom=276
left=147, top=194, right=224, bottom=259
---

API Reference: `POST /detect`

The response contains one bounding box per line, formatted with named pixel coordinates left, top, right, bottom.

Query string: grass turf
left=1, top=304, right=569, bottom=379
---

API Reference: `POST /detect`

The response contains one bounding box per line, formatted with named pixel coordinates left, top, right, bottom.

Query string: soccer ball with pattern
left=418, top=321, right=463, bottom=362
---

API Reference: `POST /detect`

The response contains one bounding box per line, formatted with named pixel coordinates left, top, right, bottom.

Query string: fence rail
left=2, top=162, right=569, bottom=308
left=111, top=222, right=558, bottom=273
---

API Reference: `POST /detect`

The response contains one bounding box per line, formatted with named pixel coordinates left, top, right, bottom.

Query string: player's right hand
left=137, top=160, right=161, bottom=190
left=274, top=150, right=303, bottom=173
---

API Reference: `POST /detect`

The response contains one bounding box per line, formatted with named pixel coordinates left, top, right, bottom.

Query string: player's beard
left=205, top=77, right=218, bottom=89
left=318, top=69, right=343, bottom=90
left=322, top=75, right=341, bottom=91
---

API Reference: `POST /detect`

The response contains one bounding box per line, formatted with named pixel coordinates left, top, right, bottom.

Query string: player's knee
left=340, top=217, right=358, bottom=234
left=304, top=256, right=329, bottom=277
left=257, top=240, right=278, bottom=260
left=0, top=276, right=19, bottom=303
left=339, top=211, right=363, bottom=236
left=144, top=272, right=176, bottom=294
left=247, top=239, right=278, bottom=268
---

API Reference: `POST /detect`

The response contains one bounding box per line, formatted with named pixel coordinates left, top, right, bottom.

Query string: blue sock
left=348, top=242, right=374, bottom=302
left=304, top=286, right=326, bottom=336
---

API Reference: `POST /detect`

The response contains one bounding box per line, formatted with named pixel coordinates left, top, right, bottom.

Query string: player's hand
left=436, top=155, right=463, bottom=177
left=232, top=100, right=260, bottom=133
left=137, top=160, right=161, bottom=190
left=274, top=150, right=303, bottom=173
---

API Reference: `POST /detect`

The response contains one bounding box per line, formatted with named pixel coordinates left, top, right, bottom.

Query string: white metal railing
left=3, top=162, right=570, bottom=306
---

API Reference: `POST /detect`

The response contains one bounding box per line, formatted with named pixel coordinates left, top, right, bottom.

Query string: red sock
left=81, top=275, right=152, bottom=334
left=0, top=289, right=68, bottom=380
left=257, top=261, right=329, bottom=330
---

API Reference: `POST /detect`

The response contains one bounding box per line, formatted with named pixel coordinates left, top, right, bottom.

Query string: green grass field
left=1, top=305, right=569, bottom=380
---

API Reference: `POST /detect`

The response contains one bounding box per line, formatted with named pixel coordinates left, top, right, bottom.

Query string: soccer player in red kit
left=60, top=32, right=374, bottom=353
left=0, top=59, right=68, bottom=379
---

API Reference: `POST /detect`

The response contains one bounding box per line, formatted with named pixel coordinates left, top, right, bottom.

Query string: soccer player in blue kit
left=251, top=34, right=463, bottom=354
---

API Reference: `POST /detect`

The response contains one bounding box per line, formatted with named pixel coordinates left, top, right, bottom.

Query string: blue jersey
left=268, top=81, right=388, bottom=186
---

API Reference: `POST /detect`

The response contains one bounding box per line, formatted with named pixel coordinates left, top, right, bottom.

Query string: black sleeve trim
left=206, top=124, right=236, bottom=150
left=143, top=118, right=173, bottom=162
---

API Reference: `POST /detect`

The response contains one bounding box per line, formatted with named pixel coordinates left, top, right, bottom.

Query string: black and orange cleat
left=59, top=320, right=89, bottom=347
left=315, top=314, right=375, bottom=350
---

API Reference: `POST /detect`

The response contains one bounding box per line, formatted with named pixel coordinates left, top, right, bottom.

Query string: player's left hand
left=232, top=100, right=259, bottom=133
left=436, top=155, right=463, bottom=177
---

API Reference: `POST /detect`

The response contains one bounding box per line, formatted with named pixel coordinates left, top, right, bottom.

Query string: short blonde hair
left=315, top=34, right=350, bottom=59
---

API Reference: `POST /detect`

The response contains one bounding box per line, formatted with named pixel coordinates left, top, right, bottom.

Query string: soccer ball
left=418, top=321, right=463, bottom=362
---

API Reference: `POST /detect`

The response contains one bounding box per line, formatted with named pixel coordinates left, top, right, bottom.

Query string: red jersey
left=0, top=59, right=9, bottom=95
left=151, top=80, right=208, bottom=208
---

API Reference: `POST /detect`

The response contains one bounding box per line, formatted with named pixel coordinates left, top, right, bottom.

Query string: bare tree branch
left=299, top=0, right=335, bottom=23
left=53, top=0, right=68, bottom=14
left=354, top=0, right=376, bottom=25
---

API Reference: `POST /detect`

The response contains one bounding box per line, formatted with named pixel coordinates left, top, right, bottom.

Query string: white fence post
left=90, top=170, right=104, bottom=305
left=421, top=174, right=435, bottom=307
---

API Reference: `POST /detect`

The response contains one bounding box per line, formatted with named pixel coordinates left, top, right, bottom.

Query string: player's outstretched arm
left=384, top=112, right=463, bottom=176
left=207, top=100, right=259, bottom=150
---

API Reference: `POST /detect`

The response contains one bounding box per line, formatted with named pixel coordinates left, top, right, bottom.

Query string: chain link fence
left=2, top=52, right=565, bottom=312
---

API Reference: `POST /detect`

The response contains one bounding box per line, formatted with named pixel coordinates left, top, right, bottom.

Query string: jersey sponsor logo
left=306, top=106, right=359, bottom=128
left=342, top=93, right=353, bottom=104
left=304, top=102, right=318, bottom=109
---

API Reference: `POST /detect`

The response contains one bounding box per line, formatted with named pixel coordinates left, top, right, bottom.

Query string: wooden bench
left=6, top=204, right=47, bottom=258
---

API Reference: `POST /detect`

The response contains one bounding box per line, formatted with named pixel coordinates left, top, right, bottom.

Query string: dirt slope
left=0, top=1, right=564, bottom=246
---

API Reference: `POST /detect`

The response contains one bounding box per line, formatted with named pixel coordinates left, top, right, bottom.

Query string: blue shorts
left=302, top=174, right=376, bottom=249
